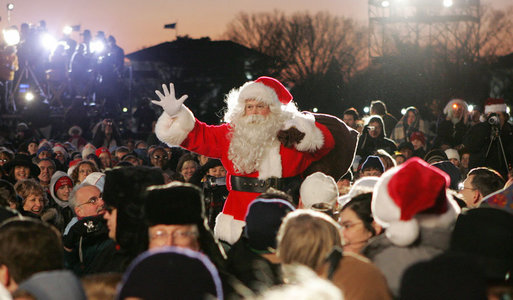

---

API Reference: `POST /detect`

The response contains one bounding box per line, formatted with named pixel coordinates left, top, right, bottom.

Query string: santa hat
left=372, top=157, right=460, bottom=247
left=82, top=144, right=96, bottom=159
left=300, top=172, right=339, bottom=209
left=484, top=98, right=507, bottom=114
left=238, top=76, right=293, bottom=107
left=68, top=126, right=82, bottom=137
left=52, top=144, right=69, bottom=160
left=443, top=99, right=468, bottom=116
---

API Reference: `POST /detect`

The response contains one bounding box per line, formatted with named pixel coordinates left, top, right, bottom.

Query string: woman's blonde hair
left=277, top=209, right=342, bottom=272
left=14, top=179, right=46, bottom=205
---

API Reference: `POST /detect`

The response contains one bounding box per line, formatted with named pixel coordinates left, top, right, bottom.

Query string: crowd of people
left=0, top=75, right=512, bottom=299
left=0, top=20, right=125, bottom=114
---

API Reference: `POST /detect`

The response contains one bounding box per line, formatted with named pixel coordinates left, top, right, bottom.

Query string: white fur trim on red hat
left=238, top=81, right=281, bottom=107
left=214, top=213, right=246, bottom=245
left=371, top=158, right=460, bottom=247
left=484, top=98, right=507, bottom=114
left=155, top=107, right=195, bottom=146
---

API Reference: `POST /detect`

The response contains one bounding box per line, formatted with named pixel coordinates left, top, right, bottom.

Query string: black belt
left=230, top=175, right=301, bottom=194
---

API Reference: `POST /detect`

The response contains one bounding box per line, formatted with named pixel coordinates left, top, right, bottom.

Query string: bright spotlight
left=63, top=25, right=73, bottom=35
left=363, top=106, right=370, bottom=114
left=3, top=28, right=20, bottom=46
left=6, top=3, right=14, bottom=11
left=381, top=1, right=390, bottom=7
left=90, top=40, right=105, bottom=53
left=312, top=107, right=318, bottom=113
left=443, top=0, right=453, bottom=7
left=25, top=92, right=35, bottom=102
left=41, top=33, right=58, bottom=51
left=507, top=106, right=511, bottom=114
left=401, top=108, right=407, bottom=115
left=468, top=104, right=474, bottom=112
left=122, top=107, right=128, bottom=113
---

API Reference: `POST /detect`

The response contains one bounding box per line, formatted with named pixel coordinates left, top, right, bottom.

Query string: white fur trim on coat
left=238, top=81, right=280, bottom=107
left=257, top=140, right=282, bottom=180
left=283, top=113, right=324, bottom=152
left=154, top=107, right=195, bottom=146
left=214, top=213, right=246, bottom=245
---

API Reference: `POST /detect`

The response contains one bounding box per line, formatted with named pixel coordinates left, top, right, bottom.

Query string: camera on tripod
left=488, top=113, right=500, bottom=126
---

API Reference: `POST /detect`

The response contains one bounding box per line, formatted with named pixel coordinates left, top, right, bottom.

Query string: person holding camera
left=356, top=115, right=397, bottom=161
left=463, top=98, right=513, bottom=179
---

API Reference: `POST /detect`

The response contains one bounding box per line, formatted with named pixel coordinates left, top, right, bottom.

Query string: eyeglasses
left=76, top=193, right=102, bottom=208
left=150, top=229, right=199, bottom=241
left=458, top=183, right=476, bottom=191
left=152, top=155, right=167, bottom=160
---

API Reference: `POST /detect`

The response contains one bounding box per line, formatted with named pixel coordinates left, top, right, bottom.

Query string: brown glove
left=277, top=126, right=305, bottom=148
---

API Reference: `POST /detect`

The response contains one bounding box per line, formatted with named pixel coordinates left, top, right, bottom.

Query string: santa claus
left=152, top=76, right=335, bottom=243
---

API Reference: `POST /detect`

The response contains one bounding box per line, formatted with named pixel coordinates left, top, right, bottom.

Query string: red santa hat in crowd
left=372, top=157, right=460, bottom=247
left=484, top=98, right=507, bottom=114
left=52, top=143, right=69, bottom=161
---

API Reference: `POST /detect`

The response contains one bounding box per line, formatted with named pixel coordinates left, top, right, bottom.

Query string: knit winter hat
left=18, top=270, right=86, bottom=300
left=444, top=149, right=460, bottom=161
left=95, top=147, right=111, bottom=159
left=238, top=76, right=293, bottom=106
left=118, top=247, right=223, bottom=300
left=482, top=184, right=513, bottom=215
left=484, top=98, right=507, bottom=114
left=300, top=172, right=339, bottom=209
left=432, top=161, right=461, bottom=191
left=338, top=176, right=380, bottom=207
left=372, top=157, right=460, bottom=246
left=361, top=155, right=385, bottom=173
left=243, top=198, right=295, bottom=252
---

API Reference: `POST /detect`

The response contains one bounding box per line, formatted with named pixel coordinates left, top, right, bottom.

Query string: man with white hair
left=152, top=77, right=336, bottom=243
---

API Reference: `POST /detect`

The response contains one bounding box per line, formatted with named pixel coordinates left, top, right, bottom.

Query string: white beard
left=228, top=113, right=287, bottom=175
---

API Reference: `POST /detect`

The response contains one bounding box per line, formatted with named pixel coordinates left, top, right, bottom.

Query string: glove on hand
left=63, top=215, right=106, bottom=249
left=151, top=83, right=188, bottom=117
left=277, top=126, right=306, bottom=148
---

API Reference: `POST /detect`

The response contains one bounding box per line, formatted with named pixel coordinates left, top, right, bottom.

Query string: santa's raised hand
left=151, top=83, right=188, bottom=117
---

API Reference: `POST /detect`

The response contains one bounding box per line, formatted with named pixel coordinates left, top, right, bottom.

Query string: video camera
left=488, top=113, right=500, bottom=126
left=204, top=175, right=226, bottom=189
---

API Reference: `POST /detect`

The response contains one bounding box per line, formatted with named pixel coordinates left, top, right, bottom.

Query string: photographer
left=189, top=158, right=228, bottom=230
left=463, top=98, right=513, bottom=179
left=356, top=115, right=397, bottom=161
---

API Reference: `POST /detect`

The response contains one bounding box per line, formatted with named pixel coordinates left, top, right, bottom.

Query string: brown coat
left=320, top=252, right=392, bottom=300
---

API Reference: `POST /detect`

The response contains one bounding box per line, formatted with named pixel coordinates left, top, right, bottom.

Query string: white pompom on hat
left=300, top=172, right=339, bottom=209
left=372, top=157, right=460, bottom=247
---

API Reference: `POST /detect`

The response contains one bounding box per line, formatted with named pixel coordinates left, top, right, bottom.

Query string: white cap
left=300, top=172, right=339, bottom=209
left=444, top=149, right=460, bottom=161
left=338, top=176, right=380, bottom=207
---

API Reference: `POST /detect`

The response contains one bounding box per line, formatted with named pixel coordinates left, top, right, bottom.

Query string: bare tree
left=479, top=4, right=513, bottom=58
left=223, top=11, right=367, bottom=85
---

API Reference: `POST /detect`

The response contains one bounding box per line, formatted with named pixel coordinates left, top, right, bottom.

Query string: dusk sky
left=2, top=0, right=510, bottom=53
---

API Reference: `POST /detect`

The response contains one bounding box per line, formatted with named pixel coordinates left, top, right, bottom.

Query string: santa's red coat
left=155, top=108, right=335, bottom=242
